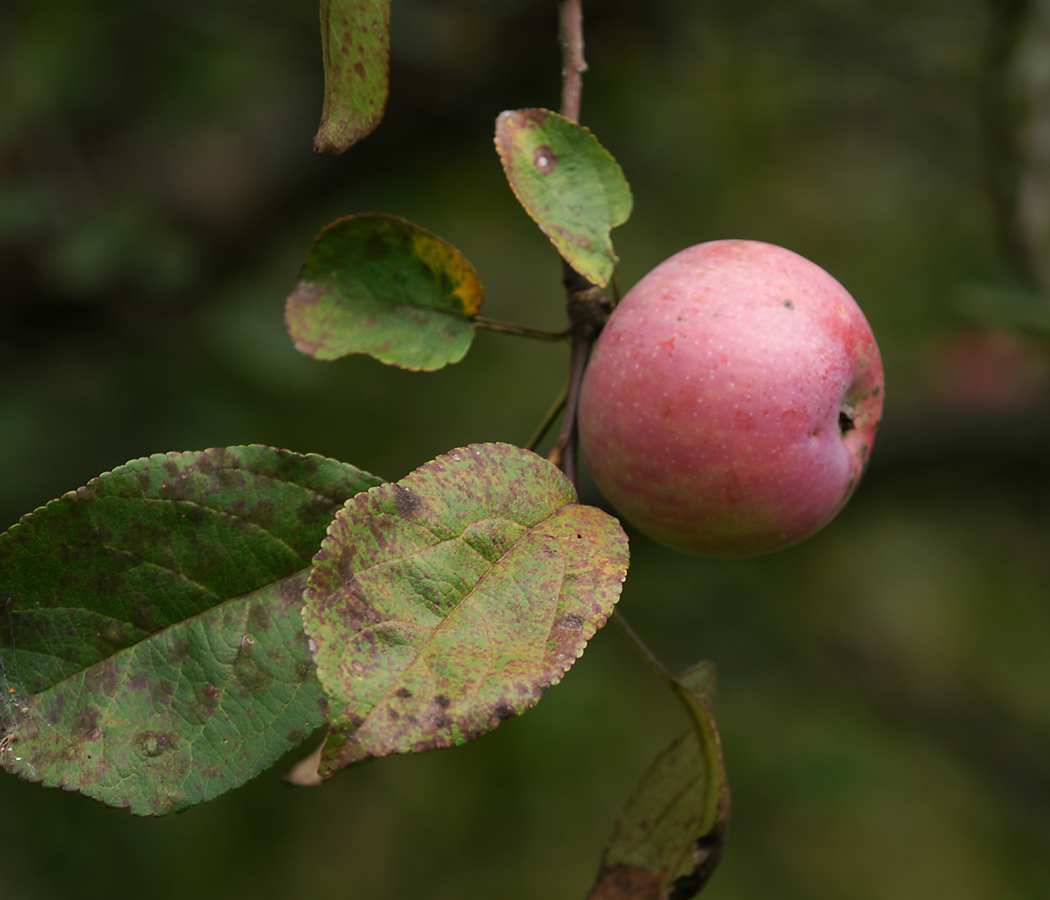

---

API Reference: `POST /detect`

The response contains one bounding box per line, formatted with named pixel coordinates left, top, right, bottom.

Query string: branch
left=559, top=0, right=588, bottom=124
left=546, top=329, right=590, bottom=484
left=548, top=1, right=608, bottom=487
left=547, top=263, right=612, bottom=482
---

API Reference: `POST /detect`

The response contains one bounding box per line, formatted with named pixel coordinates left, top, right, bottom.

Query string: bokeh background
left=4, top=0, right=1050, bottom=898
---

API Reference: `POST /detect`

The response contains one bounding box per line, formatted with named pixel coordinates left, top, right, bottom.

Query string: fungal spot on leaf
left=200, top=683, right=221, bottom=709
left=395, top=687, right=412, bottom=699
left=592, top=865, right=662, bottom=898
left=534, top=144, right=557, bottom=174
left=248, top=603, right=273, bottom=632
left=137, top=729, right=177, bottom=759
left=434, top=694, right=450, bottom=708
left=232, top=642, right=275, bottom=694
left=393, top=483, right=424, bottom=519
left=552, top=613, right=585, bottom=632
left=494, top=703, right=515, bottom=722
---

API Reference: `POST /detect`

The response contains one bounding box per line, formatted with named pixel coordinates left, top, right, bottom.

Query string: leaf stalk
left=473, top=316, right=571, bottom=341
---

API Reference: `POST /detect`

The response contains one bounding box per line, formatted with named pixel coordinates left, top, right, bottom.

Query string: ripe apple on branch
left=578, top=239, right=884, bottom=557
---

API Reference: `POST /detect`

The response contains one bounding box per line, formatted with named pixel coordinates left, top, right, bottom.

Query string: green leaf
left=0, top=446, right=382, bottom=814
left=494, top=109, right=632, bottom=288
left=285, top=213, right=486, bottom=371
left=302, top=442, right=630, bottom=778
left=313, top=0, right=391, bottom=155
left=589, top=663, right=730, bottom=900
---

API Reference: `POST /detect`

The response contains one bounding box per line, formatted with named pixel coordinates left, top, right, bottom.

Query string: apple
left=577, top=239, right=884, bottom=556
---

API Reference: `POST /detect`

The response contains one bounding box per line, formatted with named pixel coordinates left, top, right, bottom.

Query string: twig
left=526, top=381, right=569, bottom=451
left=473, top=316, right=571, bottom=341
left=559, top=0, right=588, bottom=124
left=547, top=1, right=600, bottom=488
left=546, top=329, right=590, bottom=484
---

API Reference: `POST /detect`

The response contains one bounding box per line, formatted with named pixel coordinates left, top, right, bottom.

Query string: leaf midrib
left=324, top=505, right=575, bottom=742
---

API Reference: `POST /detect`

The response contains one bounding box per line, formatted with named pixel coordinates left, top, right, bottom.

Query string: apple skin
left=577, top=239, right=884, bottom=557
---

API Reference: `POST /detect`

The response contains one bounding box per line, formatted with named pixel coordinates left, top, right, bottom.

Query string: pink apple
left=577, top=239, right=884, bottom=556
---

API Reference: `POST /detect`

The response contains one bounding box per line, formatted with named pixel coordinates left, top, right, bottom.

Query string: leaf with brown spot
left=285, top=214, right=485, bottom=371
left=301, top=442, right=630, bottom=778
left=314, top=0, right=391, bottom=154
left=589, top=663, right=730, bottom=900
left=0, top=446, right=382, bottom=814
left=495, top=109, right=632, bottom=287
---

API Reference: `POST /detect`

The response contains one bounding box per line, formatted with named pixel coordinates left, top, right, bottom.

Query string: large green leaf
left=494, top=109, right=632, bottom=288
left=285, top=214, right=485, bottom=371
left=302, top=442, right=630, bottom=778
left=313, top=0, right=391, bottom=154
left=0, top=446, right=382, bottom=814
left=589, top=663, right=730, bottom=900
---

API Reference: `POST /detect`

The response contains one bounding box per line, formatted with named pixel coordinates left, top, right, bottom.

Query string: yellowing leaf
left=301, top=443, right=630, bottom=778
left=285, top=214, right=485, bottom=371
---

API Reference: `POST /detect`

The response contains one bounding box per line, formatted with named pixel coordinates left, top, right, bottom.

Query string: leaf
left=589, top=663, right=730, bottom=900
left=285, top=213, right=486, bottom=371
left=313, top=0, right=391, bottom=155
left=494, top=108, right=632, bottom=288
left=302, top=442, right=630, bottom=778
left=1, top=573, right=320, bottom=816
left=0, top=446, right=382, bottom=814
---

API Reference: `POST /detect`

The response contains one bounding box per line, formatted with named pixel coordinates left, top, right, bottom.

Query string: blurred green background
left=4, top=0, right=1050, bottom=898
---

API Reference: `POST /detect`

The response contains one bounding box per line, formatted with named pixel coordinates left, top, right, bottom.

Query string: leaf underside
left=0, top=446, right=382, bottom=814
left=589, top=663, right=730, bottom=900
left=285, top=213, right=485, bottom=371
left=314, top=0, right=391, bottom=155
left=303, top=442, right=630, bottom=778
left=494, top=108, right=632, bottom=288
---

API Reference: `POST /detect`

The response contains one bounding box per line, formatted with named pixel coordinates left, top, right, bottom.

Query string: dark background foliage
left=4, top=1, right=1050, bottom=897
